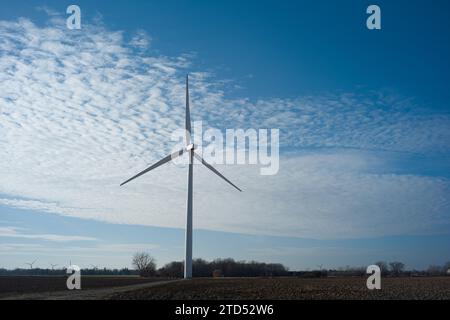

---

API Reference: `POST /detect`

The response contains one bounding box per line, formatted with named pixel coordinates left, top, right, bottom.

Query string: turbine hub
left=186, top=143, right=196, bottom=151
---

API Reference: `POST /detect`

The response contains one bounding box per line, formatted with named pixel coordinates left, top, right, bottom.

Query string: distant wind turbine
left=49, top=263, right=58, bottom=270
left=120, top=75, right=242, bottom=279
left=25, top=260, right=37, bottom=269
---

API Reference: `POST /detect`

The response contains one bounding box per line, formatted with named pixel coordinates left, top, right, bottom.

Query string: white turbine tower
left=120, top=75, right=242, bottom=279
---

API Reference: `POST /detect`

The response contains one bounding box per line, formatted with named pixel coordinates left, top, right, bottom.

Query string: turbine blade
left=193, top=152, right=242, bottom=192
left=120, top=149, right=185, bottom=186
left=185, top=74, right=192, bottom=144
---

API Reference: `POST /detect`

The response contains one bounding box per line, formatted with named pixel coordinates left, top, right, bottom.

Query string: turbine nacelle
left=186, top=143, right=196, bottom=151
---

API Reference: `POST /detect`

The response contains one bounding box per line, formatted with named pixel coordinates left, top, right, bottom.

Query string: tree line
left=132, top=252, right=289, bottom=278
left=132, top=253, right=450, bottom=278
left=1, top=253, right=449, bottom=278
left=0, top=267, right=136, bottom=276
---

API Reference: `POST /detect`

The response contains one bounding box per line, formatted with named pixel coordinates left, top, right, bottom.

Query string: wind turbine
left=120, top=75, right=242, bottom=279
left=25, top=260, right=37, bottom=269
left=49, top=263, right=58, bottom=270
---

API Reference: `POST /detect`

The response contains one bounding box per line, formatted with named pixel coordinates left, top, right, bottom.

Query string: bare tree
left=389, top=261, right=405, bottom=276
left=375, top=261, right=389, bottom=275
left=132, top=252, right=156, bottom=277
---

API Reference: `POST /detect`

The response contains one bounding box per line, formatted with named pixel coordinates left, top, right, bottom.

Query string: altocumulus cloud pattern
left=0, top=14, right=450, bottom=239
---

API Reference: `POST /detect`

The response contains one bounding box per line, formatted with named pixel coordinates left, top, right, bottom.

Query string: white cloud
left=0, top=226, right=97, bottom=242
left=0, top=17, right=449, bottom=239
left=129, top=30, right=151, bottom=49
left=205, top=94, right=450, bottom=154
left=0, top=241, right=158, bottom=254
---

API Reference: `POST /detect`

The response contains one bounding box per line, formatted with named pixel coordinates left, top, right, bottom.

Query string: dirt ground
left=111, top=277, right=450, bottom=300
left=0, top=276, right=173, bottom=299
left=1, top=276, right=450, bottom=300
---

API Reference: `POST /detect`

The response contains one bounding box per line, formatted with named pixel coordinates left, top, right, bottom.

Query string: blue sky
left=0, top=0, right=450, bottom=270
